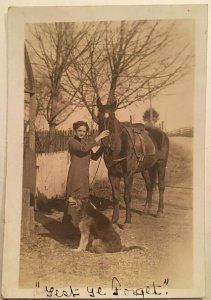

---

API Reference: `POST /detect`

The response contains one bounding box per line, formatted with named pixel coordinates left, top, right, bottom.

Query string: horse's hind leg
left=142, top=169, right=153, bottom=214
left=124, top=173, right=134, bottom=224
left=157, top=160, right=167, bottom=216
left=149, top=165, right=157, bottom=192
left=109, top=175, right=121, bottom=224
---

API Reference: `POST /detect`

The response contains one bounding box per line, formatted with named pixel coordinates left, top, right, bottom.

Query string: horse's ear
left=96, top=97, right=103, bottom=110
left=92, top=106, right=99, bottom=124
left=110, top=100, right=117, bottom=111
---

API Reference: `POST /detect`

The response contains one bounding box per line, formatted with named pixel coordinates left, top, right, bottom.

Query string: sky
left=44, top=71, right=194, bottom=132
left=116, top=72, right=194, bottom=131
left=35, top=70, right=194, bottom=132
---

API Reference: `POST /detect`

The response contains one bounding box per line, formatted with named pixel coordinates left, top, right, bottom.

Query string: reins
left=101, top=120, right=145, bottom=167
left=97, top=114, right=146, bottom=172
left=89, top=154, right=103, bottom=190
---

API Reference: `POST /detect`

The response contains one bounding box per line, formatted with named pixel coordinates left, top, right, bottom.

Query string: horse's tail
left=145, top=126, right=168, bottom=151
left=145, top=126, right=169, bottom=164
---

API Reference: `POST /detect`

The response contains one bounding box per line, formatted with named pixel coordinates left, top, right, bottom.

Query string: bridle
left=97, top=107, right=145, bottom=167
left=102, top=116, right=145, bottom=165
left=100, top=114, right=127, bottom=162
left=100, top=115, right=112, bottom=152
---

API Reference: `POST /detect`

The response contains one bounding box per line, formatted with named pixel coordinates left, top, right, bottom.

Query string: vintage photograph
left=2, top=5, right=207, bottom=299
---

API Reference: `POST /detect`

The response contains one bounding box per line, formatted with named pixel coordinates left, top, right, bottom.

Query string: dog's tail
left=121, top=245, right=146, bottom=252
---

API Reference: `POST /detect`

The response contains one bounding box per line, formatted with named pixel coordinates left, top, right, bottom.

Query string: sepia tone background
left=0, top=3, right=208, bottom=298
left=20, top=18, right=195, bottom=290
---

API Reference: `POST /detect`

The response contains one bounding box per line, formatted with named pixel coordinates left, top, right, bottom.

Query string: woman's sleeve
left=91, top=146, right=104, bottom=161
left=68, top=137, right=97, bottom=153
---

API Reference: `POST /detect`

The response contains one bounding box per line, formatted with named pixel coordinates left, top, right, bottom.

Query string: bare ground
left=19, top=137, right=193, bottom=290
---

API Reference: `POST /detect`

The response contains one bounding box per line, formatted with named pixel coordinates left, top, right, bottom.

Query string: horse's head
left=95, top=100, right=118, bottom=149
left=98, top=104, right=116, bottom=131
left=95, top=99, right=127, bottom=163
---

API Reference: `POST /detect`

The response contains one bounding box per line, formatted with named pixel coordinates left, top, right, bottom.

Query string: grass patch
left=166, top=138, right=192, bottom=187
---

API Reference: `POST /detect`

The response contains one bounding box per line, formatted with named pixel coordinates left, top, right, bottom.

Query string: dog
left=67, top=196, right=143, bottom=253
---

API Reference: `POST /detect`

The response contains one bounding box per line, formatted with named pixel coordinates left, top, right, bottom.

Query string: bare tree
left=26, top=23, right=91, bottom=134
left=64, top=20, right=193, bottom=113
left=26, top=20, right=193, bottom=132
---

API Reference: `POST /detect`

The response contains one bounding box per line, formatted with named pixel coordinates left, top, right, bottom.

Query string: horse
left=95, top=100, right=169, bottom=224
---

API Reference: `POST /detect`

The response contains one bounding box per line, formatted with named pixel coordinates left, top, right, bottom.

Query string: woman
left=62, top=121, right=109, bottom=227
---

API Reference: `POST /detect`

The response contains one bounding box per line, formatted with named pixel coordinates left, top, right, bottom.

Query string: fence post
left=21, top=188, right=31, bottom=237
left=30, top=206, right=35, bottom=231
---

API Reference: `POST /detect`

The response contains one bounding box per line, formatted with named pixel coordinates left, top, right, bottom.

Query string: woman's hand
left=95, top=130, right=110, bottom=143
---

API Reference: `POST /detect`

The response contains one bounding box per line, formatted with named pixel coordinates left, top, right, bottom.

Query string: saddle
left=130, top=125, right=156, bottom=161
left=107, top=124, right=156, bottom=166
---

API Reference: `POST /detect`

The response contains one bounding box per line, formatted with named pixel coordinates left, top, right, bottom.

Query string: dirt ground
left=19, top=137, right=193, bottom=290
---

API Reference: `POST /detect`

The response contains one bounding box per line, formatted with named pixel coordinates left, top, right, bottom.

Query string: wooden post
left=29, top=95, right=37, bottom=152
left=21, top=188, right=31, bottom=237
left=130, top=115, right=132, bottom=124
left=24, top=45, right=37, bottom=228
left=30, top=206, right=35, bottom=231
left=148, top=80, right=153, bottom=126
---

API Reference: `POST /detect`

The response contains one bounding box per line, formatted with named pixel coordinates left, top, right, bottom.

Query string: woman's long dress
left=66, top=135, right=97, bottom=198
left=62, top=135, right=103, bottom=231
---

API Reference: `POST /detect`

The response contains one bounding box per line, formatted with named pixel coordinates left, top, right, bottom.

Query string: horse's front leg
left=109, top=175, right=121, bottom=224
left=124, top=174, right=134, bottom=224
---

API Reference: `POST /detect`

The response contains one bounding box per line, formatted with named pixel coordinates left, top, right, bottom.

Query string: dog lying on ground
left=67, top=196, right=143, bottom=253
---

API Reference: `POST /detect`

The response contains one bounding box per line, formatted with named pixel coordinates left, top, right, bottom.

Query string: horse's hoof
left=156, top=211, right=164, bottom=218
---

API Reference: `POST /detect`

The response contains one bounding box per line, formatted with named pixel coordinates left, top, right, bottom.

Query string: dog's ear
left=78, top=197, right=88, bottom=209
left=81, top=197, right=89, bottom=203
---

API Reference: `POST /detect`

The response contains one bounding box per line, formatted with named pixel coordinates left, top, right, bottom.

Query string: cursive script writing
left=35, top=277, right=169, bottom=298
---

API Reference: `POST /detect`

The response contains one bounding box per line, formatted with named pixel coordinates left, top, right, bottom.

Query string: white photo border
left=1, top=4, right=208, bottom=299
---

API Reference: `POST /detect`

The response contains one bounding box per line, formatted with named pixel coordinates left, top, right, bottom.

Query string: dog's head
left=89, top=195, right=112, bottom=211
left=68, top=196, right=90, bottom=211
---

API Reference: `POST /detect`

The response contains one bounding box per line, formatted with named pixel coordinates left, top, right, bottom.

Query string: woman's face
left=75, top=125, right=87, bottom=139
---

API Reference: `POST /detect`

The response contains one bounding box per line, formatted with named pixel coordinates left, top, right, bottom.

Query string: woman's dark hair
left=73, top=121, right=89, bottom=131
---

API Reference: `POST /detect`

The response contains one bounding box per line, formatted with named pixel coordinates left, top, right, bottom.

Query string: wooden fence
left=167, top=126, right=193, bottom=137
left=24, top=129, right=99, bottom=153
left=24, top=125, right=193, bottom=154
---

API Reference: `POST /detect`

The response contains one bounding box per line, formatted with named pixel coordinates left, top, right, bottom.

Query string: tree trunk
left=48, top=92, right=58, bottom=152
left=49, top=123, right=56, bottom=153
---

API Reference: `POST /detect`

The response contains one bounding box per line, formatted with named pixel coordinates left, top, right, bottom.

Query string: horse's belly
left=136, top=154, right=157, bottom=172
